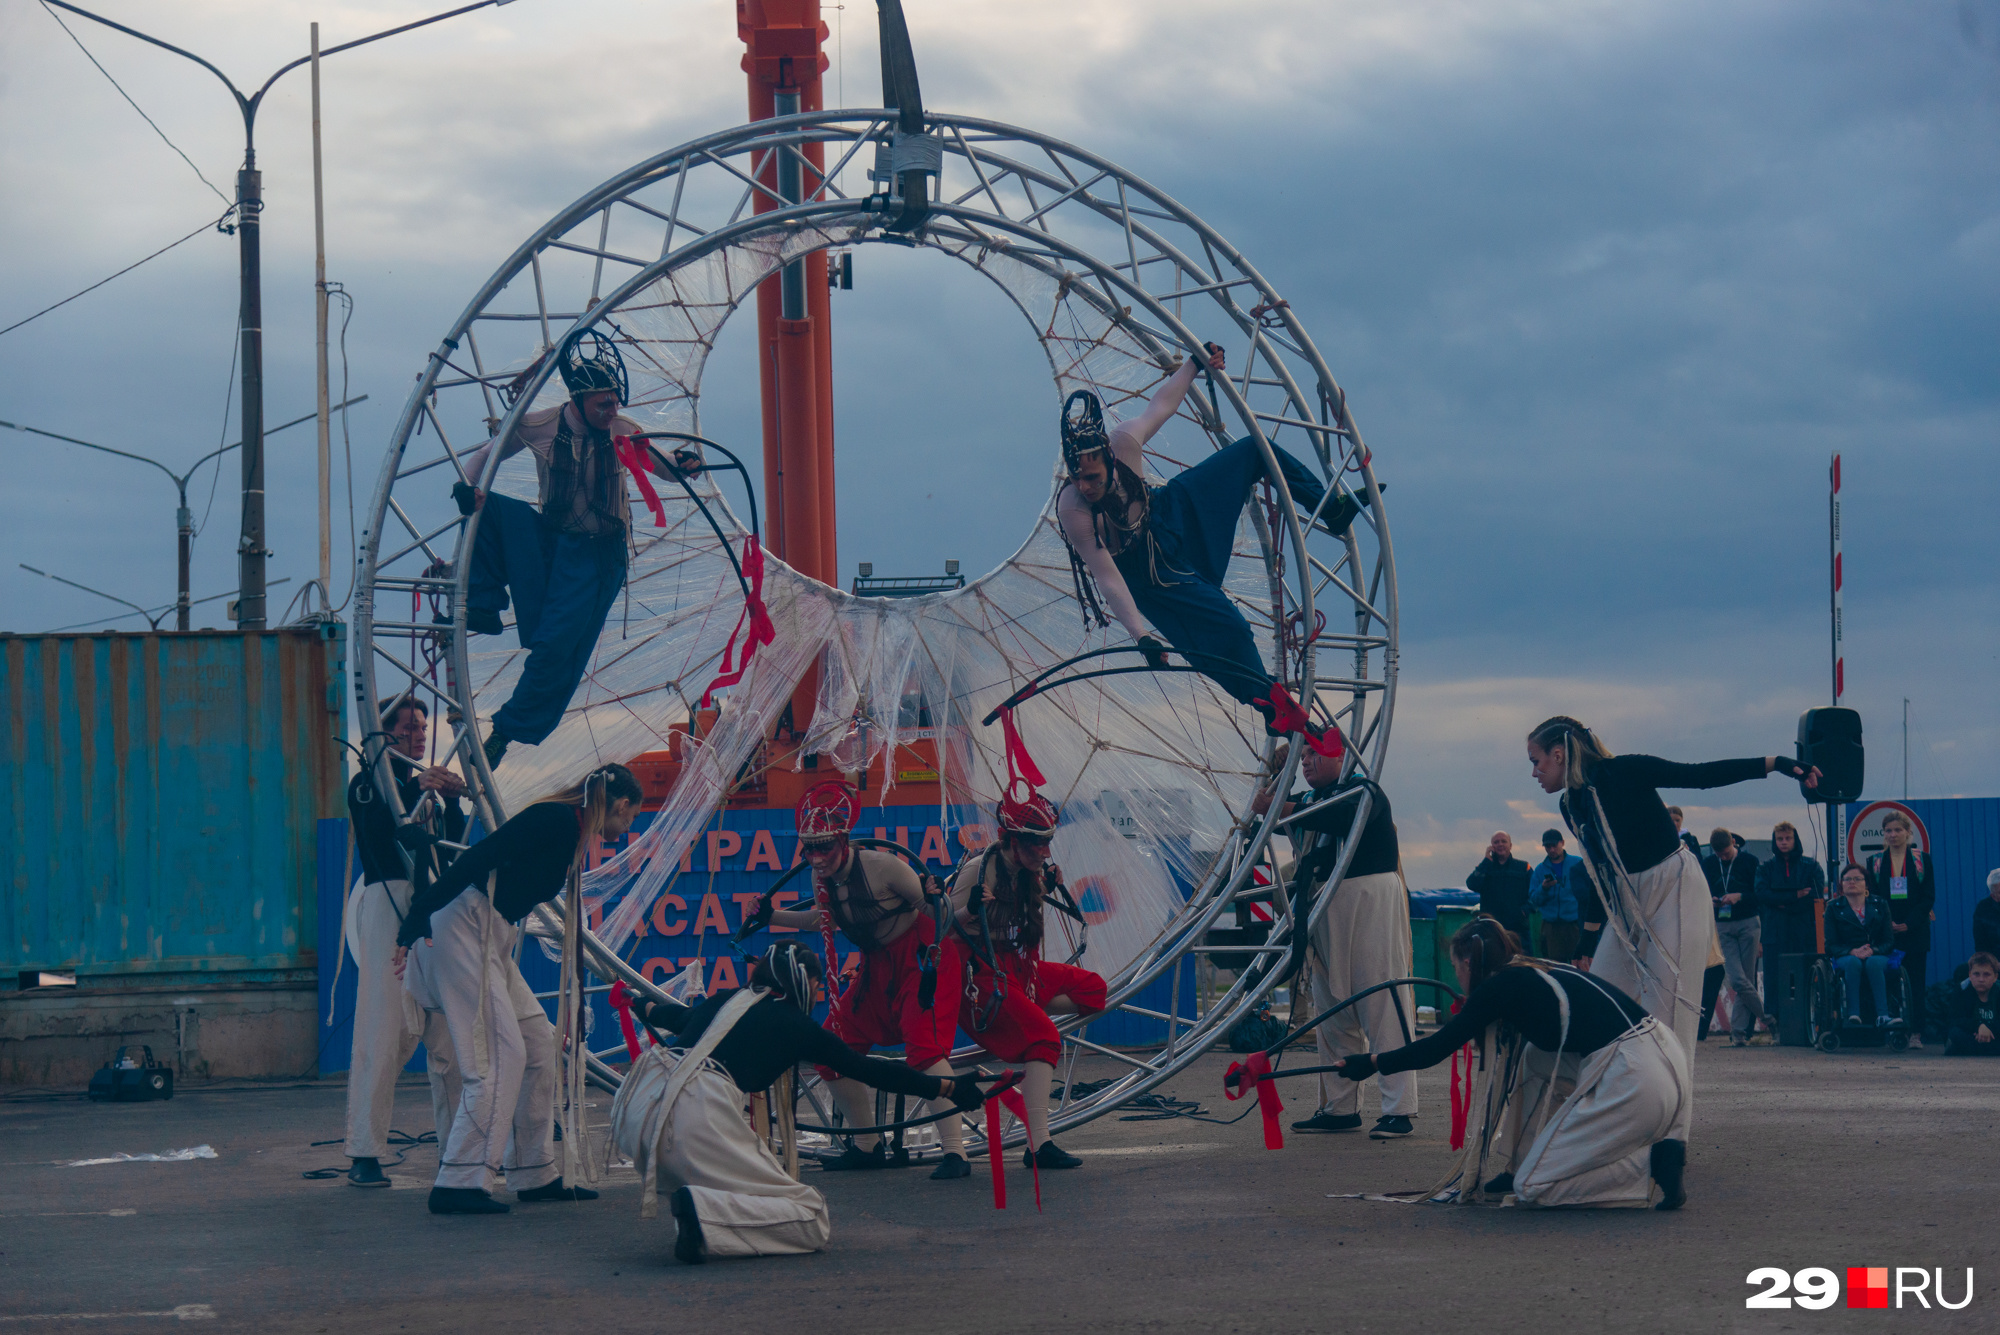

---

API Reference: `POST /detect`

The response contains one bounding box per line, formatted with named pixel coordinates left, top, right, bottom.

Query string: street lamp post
left=2, top=399, right=362, bottom=629
left=44, top=0, right=521, bottom=628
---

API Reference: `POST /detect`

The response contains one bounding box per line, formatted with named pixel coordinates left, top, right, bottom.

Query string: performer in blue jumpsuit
left=456, top=332, right=693, bottom=768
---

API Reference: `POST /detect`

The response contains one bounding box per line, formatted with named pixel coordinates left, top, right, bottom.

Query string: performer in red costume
left=949, top=789, right=1107, bottom=1170
left=767, top=781, right=972, bottom=1179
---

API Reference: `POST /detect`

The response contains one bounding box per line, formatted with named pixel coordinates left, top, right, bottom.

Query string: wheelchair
left=1808, top=954, right=1910, bottom=1053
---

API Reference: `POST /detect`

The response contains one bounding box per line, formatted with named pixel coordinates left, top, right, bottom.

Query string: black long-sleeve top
left=396, top=802, right=581, bottom=948
left=636, top=990, right=947, bottom=1099
left=1290, top=781, right=1399, bottom=882
left=1562, top=755, right=1769, bottom=875
left=1946, top=981, right=1998, bottom=1036
left=1824, top=894, right=1894, bottom=958
left=347, top=759, right=466, bottom=885
left=1756, top=851, right=1825, bottom=919
left=1865, top=850, right=1937, bottom=951
left=1974, top=897, right=2000, bottom=958
left=1702, top=851, right=1760, bottom=923
left=1466, top=856, right=1532, bottom=936
left=1374, top=964, right=1647, bottom=1076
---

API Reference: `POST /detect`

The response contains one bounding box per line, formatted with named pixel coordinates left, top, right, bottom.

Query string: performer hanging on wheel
left=948, top=789, right=1108, bottom=1172
left=764, top=781, right=972, bottom=1180
left=393, top=762, right=645, bottom=1214
left=1055, top=342, right=1369, bottom=752
left=1524, top=717, right=1820, bottom=1140
left=455, top=330, right=699, bottom=769
left=341, top=695, right=464, bottom=1189
left=1332, top=917, right=1693, bottom=1209
left=616, top=943, right=991, bottom=1264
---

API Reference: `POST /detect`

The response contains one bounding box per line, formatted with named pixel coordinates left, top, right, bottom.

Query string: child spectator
left=1944, top=953, right=1999, bottom=1056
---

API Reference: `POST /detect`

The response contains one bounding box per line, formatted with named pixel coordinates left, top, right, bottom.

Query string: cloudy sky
left=2, top=0, right=1994, bottom=884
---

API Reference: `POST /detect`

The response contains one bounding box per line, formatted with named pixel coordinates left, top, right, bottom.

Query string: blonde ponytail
left=1526, top=716, right=1614, bottom=791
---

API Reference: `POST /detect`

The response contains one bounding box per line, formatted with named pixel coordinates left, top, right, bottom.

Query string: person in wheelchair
left=1826, top=864, right=1902, bottom=1030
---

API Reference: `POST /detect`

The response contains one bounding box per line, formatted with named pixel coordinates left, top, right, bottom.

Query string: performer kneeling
left=1525, top=716, right=1819, bottom=1136
left=766, top=781, right=972, bottom=1179
left=1334, top=917, right=1692, bottom=1210
left=949, top=790, right=1107, bottom=1171
left=456, top=331, right=696, bottom=769
left=394, top=762, right=644, bottom=1214
left=617, top=944, right=987, bottom=1264
left=1055, top=344, right=1368, bottom=751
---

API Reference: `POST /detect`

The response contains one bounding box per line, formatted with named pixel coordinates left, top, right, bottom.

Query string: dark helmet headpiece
left=998, top=785, right=1060, bottom=841
left=796, top=779, right=859, bottom=843
left=761, top=941, right=822, bottom=1014
left=1060, top=390, right=1110, bottom=473
left=557, top=328, right=630, bottom=404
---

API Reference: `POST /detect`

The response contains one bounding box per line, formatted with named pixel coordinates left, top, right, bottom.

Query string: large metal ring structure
left=356, top=109, right=1398, bottom=1150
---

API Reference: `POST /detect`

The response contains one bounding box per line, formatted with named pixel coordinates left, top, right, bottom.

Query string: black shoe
left=347, top=1157, right=390, bottom=1189
left=464, top=608, right=505, bottom=636
left=1291, top=1112, right=1364, bottom=1134
left=1482, top=1171, right=1515, bottom=1194
left=1024, top=1141, right=1083, bottom=1170
left=517, top=1177, right=597, bottom=1202
left=820, top=1143, right=887, bottom=1172
left=482, top=729, right=510, bottom=770
left=428, top=1186, right=509, bottom=1215
left=670, top=1186, right=707, bottom=1265
left=930, top=1153, right=970, bottom=1180
left=1650, top=1139, right=1687, bottom=1211
left=1369, top=1115, right=1413, bottom=1139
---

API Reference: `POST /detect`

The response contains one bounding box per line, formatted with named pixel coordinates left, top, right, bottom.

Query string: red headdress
left=998, top=782, right=1059, bottom=838
left=796, top=779, right=859, bottom=841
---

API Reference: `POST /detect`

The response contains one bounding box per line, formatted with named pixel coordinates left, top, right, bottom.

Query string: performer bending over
left=394, top=762, right=644, bottom=1214
left=1334, top=917, right=1692, bottom=1209
left=1525, top=716, right=1819, bottom=1135
left=1252, top=745, right=1416, bottom=1139
left=342, top=697, right=464, bottom=1188
left=457, top=332, right=697, bottom=769
left=1056, top=344, right=1365, bottom=750
left=766, top=782, right=971, bottom=1179
left=616, top=944, right=989, bottom=1263
left=949, top=790, right=1107, bottom=1171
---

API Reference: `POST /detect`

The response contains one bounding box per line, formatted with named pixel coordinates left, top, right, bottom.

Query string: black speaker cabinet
left=1797, top=706, right=1864, bottom=804
left=1774, top=953, right=1813, bottom=1046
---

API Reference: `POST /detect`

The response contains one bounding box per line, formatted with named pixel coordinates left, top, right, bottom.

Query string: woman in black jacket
left=1825, top=865, right=1898, bottom=1027
left=1756, top=820, right=1825, bottom=961
left=1865, top=811, right=1936, bottom=1046
left=395, top=763, right=644, bottom=1215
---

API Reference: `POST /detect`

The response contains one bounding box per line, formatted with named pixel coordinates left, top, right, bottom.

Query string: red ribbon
left=607, top=981, right=642, bottom=1062
left=1447, top=998, right=1471, bottom=1151
left=998, top=706, right=1047, bottom=793
left=612, top=435, right=669, bottom=529
left=984, top=1085, right=1041, bottom=1211
left=699, top=536, right=775, bottom=708
left=1223, top=1051, right=1284, bottom=1149
left=1257, top=682, right=1345, bottom=760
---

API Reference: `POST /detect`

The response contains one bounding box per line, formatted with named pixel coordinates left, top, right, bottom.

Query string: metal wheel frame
left=355, top=109, right=1400, bottom=1146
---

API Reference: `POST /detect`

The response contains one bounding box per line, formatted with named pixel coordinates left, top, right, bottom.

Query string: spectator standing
left=1467, top=832, right=1531, bottom=940
left=1529, top=830, right=1585, bottom=964
left=1756, top=820, right=1825, bottom=962
left=1972, top=870, right=2000, bottom=959
left=1703, top=829, right=1768, bottom=1046
left=1866, top=811, right=1936, bottom=1048
left=1944, top=953, right=1999, bottom=1056
left=1668, top=806, right=1702, bottom=859
left=1826, top=865, right=1898, bottom=1027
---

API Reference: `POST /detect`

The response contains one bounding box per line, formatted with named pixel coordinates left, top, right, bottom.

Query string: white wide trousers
left=343, top=878, right=460, bottom=1159
left=1513, top=1017, right=1689, bottom=1208
left=1588, top=847, right=1706, bottom=1137
left=1310, top=870, right=1417, bottom=1118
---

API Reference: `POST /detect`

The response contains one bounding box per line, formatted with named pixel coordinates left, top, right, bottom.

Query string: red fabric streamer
left=1223, top=1051, right=1285, bottom=1149
left=699, top=536, right=775, bottom=707
left=998, top=706, right=1047, bottom=793
left=607, top=981, right=643, bottom=1062
left=1256, top=683, right=1345, bottom=760
left=984, top=1086, right=1041, bottom=1211
left=1449, top=1041, right=1474, bottom=1151
left=612, top=435, right=669, bottom=529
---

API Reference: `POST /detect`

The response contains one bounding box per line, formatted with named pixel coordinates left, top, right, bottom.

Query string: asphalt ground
left=3, top=1041, right=1996, bottom=1333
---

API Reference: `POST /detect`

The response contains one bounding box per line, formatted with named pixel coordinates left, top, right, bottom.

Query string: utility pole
left=45, top=1, right=525, bottom=628
left=312, top=23, right=332, bottom=608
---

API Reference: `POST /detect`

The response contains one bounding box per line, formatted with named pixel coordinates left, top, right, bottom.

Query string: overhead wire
left=0, top=210, right=230, bottom=341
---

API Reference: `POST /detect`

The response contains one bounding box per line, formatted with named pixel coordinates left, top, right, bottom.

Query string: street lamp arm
left=0, top=417, right=179, bottom=484
left=20, top=563, right=156, bottom=623
left=41, top=0, right=248, bottom=111
left=251, top=0, right=515, bottom=108
left=185, top=394, right=369, bottom=482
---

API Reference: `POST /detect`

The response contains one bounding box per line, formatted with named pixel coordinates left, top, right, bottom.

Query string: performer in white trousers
left=615, top=944, right=988, bottom=1263
left=1524, top=716, right=1820, bottom=1145
left=1253, top=749, right=1416, bottom=1139
left=395, top=762, right=644, bottom=1215
left=342, top=697, right=465, bottom=1188
left=1335, top=916, right=1692, bottom=1209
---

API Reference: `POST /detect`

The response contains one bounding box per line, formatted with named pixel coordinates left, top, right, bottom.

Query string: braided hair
left=527, top=762, right=644, bottom=867
left=1526, top=715, right=1615, bottom=792
left=1448, top=915, right=1525, bottom=992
